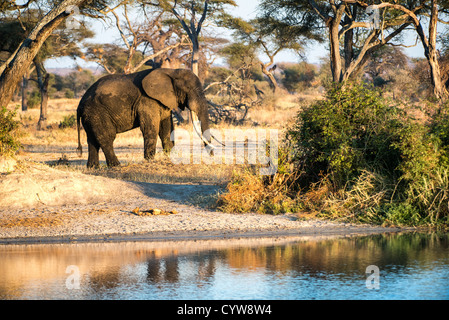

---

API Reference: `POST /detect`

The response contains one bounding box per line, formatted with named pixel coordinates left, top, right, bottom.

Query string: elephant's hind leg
left=101, top=143, right=120, bottom=167
left=98, top=134, right=120, bottom=167
left=89, top=119, right=120, bottom=167
left=87, top=139, right=100, bottom=168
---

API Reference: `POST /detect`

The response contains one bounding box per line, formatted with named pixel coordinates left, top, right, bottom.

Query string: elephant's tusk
left=190, top=110, right=215, bottom=150
left=211, top=133, right=226, bottom=147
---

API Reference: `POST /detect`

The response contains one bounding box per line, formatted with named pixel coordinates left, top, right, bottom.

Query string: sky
left=45, top=0, right=425, bottom=70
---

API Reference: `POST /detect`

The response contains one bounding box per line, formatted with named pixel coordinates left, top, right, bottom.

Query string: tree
left=0, top=0, right=93, bottom=108
left=85, top=2, right=190, bottom=74
left=162, top=0, right=236, bottom=76
left=0, top=7, right=94, bottom=128
left=372, top=0, right=448, bottom=100
left=280, top=62, right=317, bottom=92
left=258, top=0, right=415, bottom=84
left=364, top=46, right=409, bottom=85
left=226, top=16, right=305, bottom=92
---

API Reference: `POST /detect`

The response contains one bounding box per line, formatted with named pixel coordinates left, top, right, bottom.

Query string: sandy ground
left=0, top=159, right=402, bottom=244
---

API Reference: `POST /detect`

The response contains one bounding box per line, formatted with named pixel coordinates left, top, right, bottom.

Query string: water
left=0, top=232, right=448, bottom=300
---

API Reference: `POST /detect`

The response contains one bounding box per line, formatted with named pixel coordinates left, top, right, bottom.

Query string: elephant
left=76, top=68, right=214, bottom=167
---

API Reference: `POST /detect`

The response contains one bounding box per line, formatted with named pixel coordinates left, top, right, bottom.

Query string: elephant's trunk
left=187, top=84, right=225, bottom=150
left=188, top=91, right=213, bottom=147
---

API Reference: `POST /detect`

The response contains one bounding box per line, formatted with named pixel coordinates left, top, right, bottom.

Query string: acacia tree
left=0, top=0, right=96, bottom=108
left=371, top=0, right=448, bottom=100
left=85, top=2, right=190, bottom=74
left=161, top=0, right=236, bottom=76
left=258, top=0, right=416, bottom=85
left=226, top=17, right=307, bottom=92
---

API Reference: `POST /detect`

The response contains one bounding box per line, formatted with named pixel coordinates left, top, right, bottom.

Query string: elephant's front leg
left=139, top=113, right=159, bottom=161
left=159, top=113, right=174, bottom=153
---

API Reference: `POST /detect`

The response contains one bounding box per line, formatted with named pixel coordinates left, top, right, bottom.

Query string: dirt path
left=0, top=160, right=402, bottom=244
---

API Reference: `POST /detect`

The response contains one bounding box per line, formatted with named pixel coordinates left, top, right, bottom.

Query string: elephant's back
left=80, top=73, right=141, bottom=108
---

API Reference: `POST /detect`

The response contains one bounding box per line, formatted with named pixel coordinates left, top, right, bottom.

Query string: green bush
left=219, top=83, right=449, bottom=228
left=27, top=90, right=41, bottom=109
left=281, top=62, right=317, bottom=93
left=59, top=114, right=77, bottom=129
left=287, top=83, right=406, bottom=188
left=0, top=106, right=21, bottom=156
left=285, top=83, right=449, bottom=228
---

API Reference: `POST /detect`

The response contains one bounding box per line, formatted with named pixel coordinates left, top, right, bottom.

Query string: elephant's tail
left=76, top=111, right=82, bottom=157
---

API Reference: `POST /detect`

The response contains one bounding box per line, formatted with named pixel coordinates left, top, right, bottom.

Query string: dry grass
left=0, top=215, right=65, bottom=228
left=217, top=166, right=300, bottom=214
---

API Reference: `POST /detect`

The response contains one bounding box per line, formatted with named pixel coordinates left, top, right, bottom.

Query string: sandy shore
left=0, top=161, right=404, bottom=244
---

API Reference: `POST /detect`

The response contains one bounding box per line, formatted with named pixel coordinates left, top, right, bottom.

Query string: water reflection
left=0, top=233, right=448, bottom=299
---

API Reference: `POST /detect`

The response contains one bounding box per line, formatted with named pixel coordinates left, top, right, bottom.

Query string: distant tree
left=226, top=16, right=306, bottom=92
left=219, top=42, right=262, bottom=81
left=161, top=0, right=237, bottom=76
left=65, top=69, right=96, bottom=97
left=374, top=0, right=449, bottom=100
left=280, top=62, right=317, bottom=93
left=364, top=46, right=409, bottom=87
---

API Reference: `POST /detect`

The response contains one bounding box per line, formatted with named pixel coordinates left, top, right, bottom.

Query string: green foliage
left=59, top=114, right=77, bottom=129
left=383, top=203, right=422, bottom=227
left=219, top=84, right=449, bottom=228
left=51, top=70, right=97, bottom=98
left=288, top=83, right=405, bottom=188
left=284, top=83, right=449, bottom=228
left=0, top=107, right=21, bottom=156
left=281, top=62, right=317, bottom=93
left=219, top=42, right=263, bottom=80
left=27, top=90, right=41, bottom=109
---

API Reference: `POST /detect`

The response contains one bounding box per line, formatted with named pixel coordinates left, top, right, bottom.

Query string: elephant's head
left=141, top=68, right=214, bottom=149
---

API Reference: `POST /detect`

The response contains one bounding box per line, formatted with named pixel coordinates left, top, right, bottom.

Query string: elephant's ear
left=142, top=69, right=177, bottom=110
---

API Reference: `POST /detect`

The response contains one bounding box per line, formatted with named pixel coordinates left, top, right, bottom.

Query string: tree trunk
left=37, top=74, right=49, bottom=130
left=191, top=38, right=200, bottom=76
left=35, top=59, right=49, bottom=130
left=260, top=62, right=278, bottom=93
left=427, top=0, right=447, bottom=101
left=343, top=10, right=355, bottom=73
left=377, top=0, right=447, bottom=101
left=21, top=76, right=29, bottom=112
left=328, top=17, right=343, bottom=83
left=0, top=0, right=86, bottom=108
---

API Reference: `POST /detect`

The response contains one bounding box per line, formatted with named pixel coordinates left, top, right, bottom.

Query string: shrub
left=219, top=83, right=449, bottom=228
left=59, top=114, right=77, bottom=129
left=281, top=62, right=317, bottom=93
left=217, top=148, right=301, bottom=215
left=27, top=90, right=41, bottom=109
left=0, top=106, right=21, bottom=156
left=285, top=83, right=449, bottom=227
left=287, top=83, right=406, bottom=189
